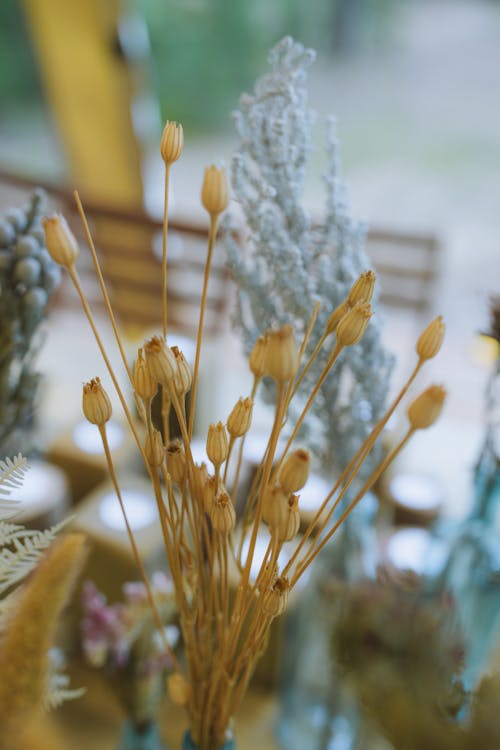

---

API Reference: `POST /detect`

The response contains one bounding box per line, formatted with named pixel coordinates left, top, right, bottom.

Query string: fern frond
left=0, top=454, right=29, bottom=522
left=0, top=521, right=68, bottom=595
left=0, top=454, right=28, bottom=496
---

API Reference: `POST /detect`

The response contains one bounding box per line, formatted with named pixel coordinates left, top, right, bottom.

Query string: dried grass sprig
left=43, top=130, right=446, bottom=750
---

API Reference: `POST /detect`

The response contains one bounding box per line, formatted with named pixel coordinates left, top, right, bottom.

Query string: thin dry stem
left=162, top=164, right=171, bottom=338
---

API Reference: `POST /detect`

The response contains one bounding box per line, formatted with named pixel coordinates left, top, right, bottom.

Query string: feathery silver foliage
left=225, top=36, right=394, bottom=477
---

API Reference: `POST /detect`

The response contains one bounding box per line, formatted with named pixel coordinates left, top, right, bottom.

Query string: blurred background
left=0, top=0, right=499, bottom=508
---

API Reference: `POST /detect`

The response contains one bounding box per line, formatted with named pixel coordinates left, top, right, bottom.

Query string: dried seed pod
left=42, top=214, right=79, bottom=268
left=160, top=121, right=183, bottom=164
left=348, top=270, right=376, bottom=306
left=82, top=377, right=112, bottom=425
left=133, top=348, right=158, bottom=401
left=144, top=335, right=177, bottom=385
left=335, top=302, right=372, bottom=347
left=263, top=324, right=299, bottom=383
left=172, top=346, right=192, bottom=395
left=262, top=576, right=290, bottom=617
left=145, top=428, right=164, bottom=466
left=407, top=385, right=447, bottom=430
left=203, top=475, right=216, bottom=514
left=279, top=448, right=310, bottom=493
left=206, top=421, right=229, bottom=467
left=416, top=315, right=445, bottom=361
left=263, top=485, right=300, bottom=541
left=249, top=335, right=268, bottom=379
left=201, top=165, right=229, bottom=217
left=167, top=672, right=190, bottom=706
left=192, top=462, right=209, bottom=505
left=227, top=397, right=253, bottom=438
left=210, top=489, right=236, bottom=534
left=326, top=299, right=351, bottom=335
left=166, top=440, right=186, bottom=483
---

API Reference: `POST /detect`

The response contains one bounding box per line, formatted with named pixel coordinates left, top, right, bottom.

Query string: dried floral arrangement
left=81, top=573, right=177, bottom=729
left=41, top=115, right=446, bottom=750
left=0, top=192, right=61, bottom=456
left=225, top=37, right=394, bottom=478
left=0, top=454, right=86, bottom=749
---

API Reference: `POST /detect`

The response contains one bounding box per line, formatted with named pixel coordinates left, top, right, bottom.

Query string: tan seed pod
left=171, top=346, right=192, bottom=395
left=160, top=121, right=183, bottom=164
left=201, top=165, right=229, bottom=217
left=416, top=315, right=445, bottom=361
left=262, top=576, right=290, bottom=617
left=407, top=385, right=447, bottom=430
left=262, top=483, right=289, bottom=528
left=42, top=214, right=79, bottom=268
left=191, top=462, right=209, bottom=506
left=227, top=397, right=253, bottom=438
left=326, top=299, right=351, bottom=335
left=249, top=335, right=268, bottom=379
left=145, top=428, right=164, bottom=467
left=82, top=377, right=112, bottom=425
left=278, top=494, right=301, bottom=542
left=348, top=270, right=376, bottom=306
left=144, top=335, right=177, bottom=385
left=206, top=421, right=229, bottom=467
left=167, top=672, right=190, bottom=706
left=335, top=302, right=372, bottom=347
left=263, top=324, right=299, bottom=383
left=203, top=475, right=216, bottom=514
left=279, top=448, right=310, bottom=493
left=133, top=348, right=158, bottom=401
left=166, top=440, right=186, bottom=484
left=210, top=489, right=236, bottom=534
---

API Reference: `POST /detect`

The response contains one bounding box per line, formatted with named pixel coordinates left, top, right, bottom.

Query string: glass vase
left=181, top=730, right=235, bottom=750
left=116, top=720, right=167, bottom=750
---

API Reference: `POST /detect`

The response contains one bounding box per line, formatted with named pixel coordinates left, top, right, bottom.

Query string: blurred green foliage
left=0, top=0, right=42, bottom=110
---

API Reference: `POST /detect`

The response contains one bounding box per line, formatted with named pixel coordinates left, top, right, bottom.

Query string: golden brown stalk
left=0, top=534, right=87, bottom=744
left=74, top=191, right=133, bottom=384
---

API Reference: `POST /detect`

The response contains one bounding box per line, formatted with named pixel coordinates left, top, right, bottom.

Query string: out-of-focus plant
left=0, top=190, right=61, bottom=456
left=81, top=573, right=177, bottom=728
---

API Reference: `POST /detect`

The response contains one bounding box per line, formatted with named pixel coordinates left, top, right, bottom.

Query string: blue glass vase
left=117, top=720, right=167, bottom=750
left=182, top=730, right=235, bottom=750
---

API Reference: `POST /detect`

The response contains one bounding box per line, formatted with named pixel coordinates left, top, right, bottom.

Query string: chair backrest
left=0, top=169, right=230, bottom=339
left=366, top=227, right=441, bottom=314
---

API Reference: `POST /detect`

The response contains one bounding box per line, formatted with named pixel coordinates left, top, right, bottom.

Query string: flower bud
left=172, top=346, right=192, bottom=395
left=206, top=421, right=229, bottom=467
left=192, top=462, right=209, bottom=504
left=326, top=299, right=350, bottom=335
left=145, top=428, right=164, bottom=466
left=144, top=335, right=177, bottom=385
left=203, top=475, right=216, bottom=514
left=201, top=165, right=229, bottom=217
left=167, top=672, right=190, bottom=706
left=336, top=302, right=372, bottom=347
left=407, top=385, right=446, bottom=430
left=263, top=485, right=300, bottom=541
left=160, top=121, right=183, bottom=164
left=227, top=397, right=253, bottom=438
left=279, top=448, right=310, bottom=493
left=263, top=325, right=299, bottom=383
left=416, top=315, right=445, bottom=361
left=82, top=377, right=112, bottom=425
left=249, top=335, right=268, bottom=379
left=42, top=214, right=79, bottom=267
left=210, top=489, right=236, bottom=534
left=133, top=348, right=158, bottom=401
left=262, top=576, right=290, bottom=617
left=166, top=440, right=186, bottom=483
left=348, top=270, right=376, bottom=306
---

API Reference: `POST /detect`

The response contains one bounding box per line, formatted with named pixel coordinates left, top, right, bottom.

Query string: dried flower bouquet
left=42, top=121, right=446, bottom=750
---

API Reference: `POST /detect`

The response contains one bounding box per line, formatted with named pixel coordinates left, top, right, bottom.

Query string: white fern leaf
left=44, top=649, right=86, bottom=709
left=0, top=454, right=28, bottom=515
left=0, top=521, right=67, bottom=595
